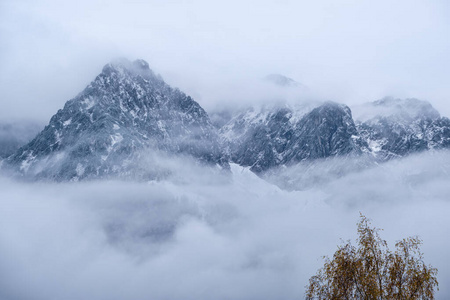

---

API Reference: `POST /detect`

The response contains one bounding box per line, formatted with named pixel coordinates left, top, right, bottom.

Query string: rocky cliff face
left=5, top=59, right=226, bottom=181
left=220, top=102, right=362, bottom=172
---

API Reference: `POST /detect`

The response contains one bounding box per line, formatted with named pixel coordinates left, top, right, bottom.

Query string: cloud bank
left=0, top=151, right=449, bottom=299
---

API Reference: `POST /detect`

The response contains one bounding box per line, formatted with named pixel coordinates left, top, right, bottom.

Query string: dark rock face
left=220, top=98, right=450, bottom=173
left=5, top=59, right=226, bottom=181
left=221, top=102, right=361, bottom=172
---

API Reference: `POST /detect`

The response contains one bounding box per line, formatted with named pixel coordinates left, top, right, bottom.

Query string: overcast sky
left=1, top=0, right=449, bottom=122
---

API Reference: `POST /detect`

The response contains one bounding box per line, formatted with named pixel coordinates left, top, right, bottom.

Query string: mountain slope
left=5, top=59, right=226, bottom=180
left=353, top=97, right=450, bottom=160
left=0, top=121, right=43, bottom=159
left=219, top=97, right=450, bottom=176
left=220, top=101, right=362, bottom=173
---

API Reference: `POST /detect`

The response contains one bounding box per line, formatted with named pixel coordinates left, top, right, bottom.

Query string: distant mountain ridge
left=220, top=97, right=450, bottom=173
left=0, top=121, right=43, bottom=159
left=2, top=59, right=450, bottom=182
left=264, top=74, right=302, bottom=88
left=353, top=97, right=450, bottom=160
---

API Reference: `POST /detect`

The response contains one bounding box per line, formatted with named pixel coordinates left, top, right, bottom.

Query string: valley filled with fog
left=1, top=150, right=449, bottom=300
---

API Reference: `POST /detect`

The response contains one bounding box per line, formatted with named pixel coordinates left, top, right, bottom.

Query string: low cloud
left=0, top=151, right=449, bottom=299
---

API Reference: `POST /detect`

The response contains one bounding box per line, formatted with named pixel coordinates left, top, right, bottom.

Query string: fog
left=1, top=151, right=449, bottom=299
left=1, top=0, right=450, bottom=123
left=0, top=121, right=44, bottom=158
left=1, top=1, right=450, bottom=299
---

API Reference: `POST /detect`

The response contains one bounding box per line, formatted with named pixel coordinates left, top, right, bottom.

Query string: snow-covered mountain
left=220, top=101, right=363, bottom=173
left=2, top=58, right=449, bottom=183
left=4, top=59, right=227, bottom=181
left=353, top=97, right=450, bottom=160
left=219, top=97, right=450, bottom=175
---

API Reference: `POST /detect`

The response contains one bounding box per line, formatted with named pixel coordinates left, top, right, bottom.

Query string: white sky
left=1, top=0, right=449, bottom=122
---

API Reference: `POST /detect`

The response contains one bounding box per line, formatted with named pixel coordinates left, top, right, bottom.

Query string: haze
left=1, top=0, right=449, bottom=122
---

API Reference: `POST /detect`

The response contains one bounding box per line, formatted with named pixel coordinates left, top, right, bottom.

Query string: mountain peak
left=264, top=74, right=301, bottom=87
left=102, top=58, right=159, bottom=80
left=4, top=58, right=226, bottom=181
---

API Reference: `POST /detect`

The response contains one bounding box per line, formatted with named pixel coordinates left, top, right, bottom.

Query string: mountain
left=219, top=97, right=450, bottom=176
left=264, top=74, right=302, bottom=88
left=353, top=97, right=450, bottom=160
left=220, top=101, right=363, bottom=173
left=3, top=58, right=449, bottom=183
left=217, top=97, right=450, bottom=190
left=0, top=121, right=43, bottom=159
left=4, top=59, right=227, bottom=181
